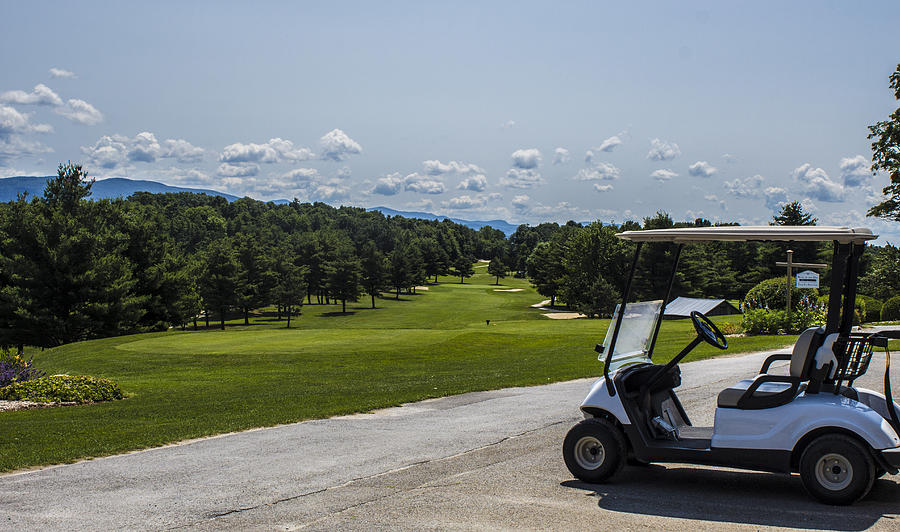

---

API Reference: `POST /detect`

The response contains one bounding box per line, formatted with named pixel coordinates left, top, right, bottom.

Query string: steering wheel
left=690, top=311, right=728, bottom=350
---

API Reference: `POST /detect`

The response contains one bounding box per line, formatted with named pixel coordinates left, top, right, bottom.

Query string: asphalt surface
left=1, top=338, right=899, bottom=531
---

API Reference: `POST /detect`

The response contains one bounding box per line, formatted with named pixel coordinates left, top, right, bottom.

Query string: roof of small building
left=617, top=226, right=876, bottom=244
left=664, top=297, right=740, bottom=317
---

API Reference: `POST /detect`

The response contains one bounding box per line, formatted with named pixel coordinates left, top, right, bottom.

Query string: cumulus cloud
left=500, top=168, right=543, bottom=189
left=647, top=138, right=681, bottom=161
left=404, top=173, right=445, bottom=194
left=0, top=84, right=64, bottom=106
left=839, top=155, right=871, bottom=187
left=319, top=128, right=362, bottom=161
left=688, top=161, right=717, bottom=178
left=596, top=135, right=622, bottom=152
left=0, top=105, right=52, bottom=138
left=704, top=194, right=727, bottom=210
left=552, top=147, right=570, bottom=165
left=282, top=168, right=320, bottom=184
left=310, top=184, right=351, bottom=202
left=512, top=194, right=530, bottom=211
left=722, top=153, right=738, bottom=164
left=574, top=162, right=620, bottom=181
left=82, top=132, right=204, bottom=168
left=56, top=98, right=103, bottom=125
left=444, top=194, right=487, bottom=209
left=651, top=169, right=678, bottom=182
left=724, top=174, right=765, bottom=198
left=511, top=148, right=542, bottom=169
left=792, top=163, right=844, bottom=202
left=423, top=159, right=483, bottom=176
left=371, top=172, right=406, bottom=196
left=458, top=174, right=487, bottom=192
left=49, top=68, right=76, bottom=79
left=763, top=186, right=789, bottom=210
left=593, top=184, right=614, bottom=192
left=217, top=162, right=259, bottom=177
left=220, top=138, right=313, bottom=164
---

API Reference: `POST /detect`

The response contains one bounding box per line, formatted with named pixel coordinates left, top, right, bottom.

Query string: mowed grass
left=0, top=268, right=797, bottom=472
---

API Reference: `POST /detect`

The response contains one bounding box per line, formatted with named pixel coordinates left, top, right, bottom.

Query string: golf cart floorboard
left=676, top=425, right=713, bottom=442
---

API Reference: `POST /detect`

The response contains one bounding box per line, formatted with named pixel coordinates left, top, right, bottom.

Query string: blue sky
left=2, top=1, right=900, bottom=242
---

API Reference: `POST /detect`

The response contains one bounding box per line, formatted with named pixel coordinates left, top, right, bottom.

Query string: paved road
left=1, top=340, right=899, bottom=531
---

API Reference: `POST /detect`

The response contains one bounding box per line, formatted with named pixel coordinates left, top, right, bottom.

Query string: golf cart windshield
left=600, top=300, right=664, bottom=372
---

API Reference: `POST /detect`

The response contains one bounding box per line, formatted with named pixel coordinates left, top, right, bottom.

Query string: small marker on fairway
left=486, top=319, right=490, bottom=326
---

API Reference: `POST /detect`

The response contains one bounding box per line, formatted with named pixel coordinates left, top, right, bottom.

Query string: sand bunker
left=414, top=286, right=429, bottom=291
left=494, top=288, right=523, bottom=292
left=531, top=300, right=551, bottom=308
left=542, top=312, right=587, bottom=320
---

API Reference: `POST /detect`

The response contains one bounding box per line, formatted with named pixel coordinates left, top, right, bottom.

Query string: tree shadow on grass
left=561, top=465, right=900, bottom=530
left=319, top=311, right=357, bottom=317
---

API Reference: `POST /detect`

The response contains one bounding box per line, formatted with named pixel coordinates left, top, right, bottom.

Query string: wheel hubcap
left=815, top=453, right=853, bottom=491
left=574, top=436, right=605, bottom=470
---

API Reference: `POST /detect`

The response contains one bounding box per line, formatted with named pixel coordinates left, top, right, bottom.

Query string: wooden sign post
left=775, top=249, right=827, bottom=321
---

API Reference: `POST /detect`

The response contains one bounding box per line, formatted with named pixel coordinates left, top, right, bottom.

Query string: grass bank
left=0, top=269, right=796, bottom=472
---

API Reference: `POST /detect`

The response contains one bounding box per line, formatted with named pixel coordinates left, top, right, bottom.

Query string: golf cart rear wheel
left=563, top=418, right=625, bottom=483
left=799, top=434, right=875, bottom=505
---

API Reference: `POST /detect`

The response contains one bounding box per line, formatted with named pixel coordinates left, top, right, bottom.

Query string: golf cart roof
left=616, top=226, right=877, bottom=244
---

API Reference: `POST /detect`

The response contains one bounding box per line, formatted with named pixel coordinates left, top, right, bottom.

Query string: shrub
left=856, top=295, right=883, bottom=323
left=0, top=375, right=124, bottom=403
left=744, top=277, right=819, bottom=312
left=742, top=308, right=824, bottom=335
left=0, top=350, right=45, bottom=388
left=719, top=322, right=743, bottom=335
left=883, top=296, right=900, bottom=321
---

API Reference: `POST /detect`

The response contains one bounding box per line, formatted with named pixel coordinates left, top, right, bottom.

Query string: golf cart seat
left=717, top=327, right=826, bottom=410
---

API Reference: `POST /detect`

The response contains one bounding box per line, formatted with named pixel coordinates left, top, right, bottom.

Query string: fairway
left=0, top=268, right=796, bottom=472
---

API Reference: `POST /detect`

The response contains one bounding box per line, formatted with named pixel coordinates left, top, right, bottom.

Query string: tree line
left=0, top=163, right=507, bottom=351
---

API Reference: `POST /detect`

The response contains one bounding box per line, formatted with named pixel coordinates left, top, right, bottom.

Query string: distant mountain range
left=0, top=176, right=520, bottom=235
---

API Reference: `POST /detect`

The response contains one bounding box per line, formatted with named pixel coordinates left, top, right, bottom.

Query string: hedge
left=0, top=375, right=124, bottom=403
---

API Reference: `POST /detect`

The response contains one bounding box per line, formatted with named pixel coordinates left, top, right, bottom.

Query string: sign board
left=796, top=270, right=820, bottom=289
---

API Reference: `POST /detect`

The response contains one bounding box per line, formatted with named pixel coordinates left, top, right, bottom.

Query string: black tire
left=799, top=434, right=875, bottom=505
left=562, top=417, right=626, bottom=483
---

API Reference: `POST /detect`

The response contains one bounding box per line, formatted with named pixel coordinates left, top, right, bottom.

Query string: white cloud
left=310, top=184, right=350, bottom=202
left=423, top=159, right=484, bottom=176
left=371, top=172, right=405, bottom=196
left=82, top=132, right=204, bottom=168
left=282, top=168, right=320, bottom=184
left=704, top=194, right=727, bottom=210
left=404, top=198, right=434, bottom=211
left=0, top=105, right=52, bottom=138
left=49, top=68, right=77, bottom=79
left=501, top=120, right=516, bottom=129
left=56, top=98, right=103, bottom=125
left=444, top=194, right=487, bottom=209
left=688, top=160, right=717, bottom=178
left=336, top=166, right=352, bottom=179
left=651, top=169, right=678, bottom=182
left=839, top=155, right=871, bottom=187
left=792, top=163, right=844, bottom=202
left=552, top=147, right=571, bottom=165
left=220, top=138, right=313, bottom=164
left=593, top=183, right=614, bottom=192
left=596, top=135, right=622, bottom=152
left=0, top=84, right=64, bottom=106
left=511, top=148, right=542, bottom=169
left=319, top=128, right=362, bottom=161
left=458, top=174, right=487, bottom=192
left=724, top=174, right=765, bottom=198
left=574, top=162, right=620, bottom=181
left=217, top=162, right=259, bottom=177
left=722, top=153, right=738, bottom=164
left=500, top=168, right=543, bottom=188
left=404, top=173, right=445, bottom=194
left=512, top=194, right=530, bottom=211
left=647, top=138, right=681, bottom=161
left=763, top=186, right=789, bottom=210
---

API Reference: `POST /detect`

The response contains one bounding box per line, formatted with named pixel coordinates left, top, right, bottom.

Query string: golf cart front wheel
left=563, top=417, right=625, bottom=483
left=799, top=434, right=875, bottom=505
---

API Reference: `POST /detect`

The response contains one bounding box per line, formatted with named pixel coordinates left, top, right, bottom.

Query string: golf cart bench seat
left=717, top=327, right=826, bottom=410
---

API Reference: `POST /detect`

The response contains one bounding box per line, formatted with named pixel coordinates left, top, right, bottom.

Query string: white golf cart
left=562, top=226, right=900, bottom=505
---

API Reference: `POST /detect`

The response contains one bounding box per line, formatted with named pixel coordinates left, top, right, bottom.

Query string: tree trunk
left=220, top=307, right=226, bottom=330
left=434, top=274, right=438, bottom=283
left=205, top=309, right=210, bottom=328
left=244, top=307, right=250, bottom=325
left=396, top=286, right=400, bottom=299
left=277, top=305, right=282, bottom=320
left=495, top=276, right=500, bottom=285
left=342, top=299, right=346, bottom=313
left=460, top=275, right=464, bottom=284
left=286, top=305, right=292, bottom=328
left=371, top=293, right=376, bottom=308
left=193, top=317, right=197, bottom=330
left=550, top=295, right=555, bottom=307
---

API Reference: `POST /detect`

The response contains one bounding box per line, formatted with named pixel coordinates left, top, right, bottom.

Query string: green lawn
left=0, top=269, right=797, bottom=472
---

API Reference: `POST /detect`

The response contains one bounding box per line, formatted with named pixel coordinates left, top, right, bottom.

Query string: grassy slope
left=0, top=268, right=797, bottom=472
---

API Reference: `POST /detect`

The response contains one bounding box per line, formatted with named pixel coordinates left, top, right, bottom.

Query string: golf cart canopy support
left=601, top=226, right=878, bottom=395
